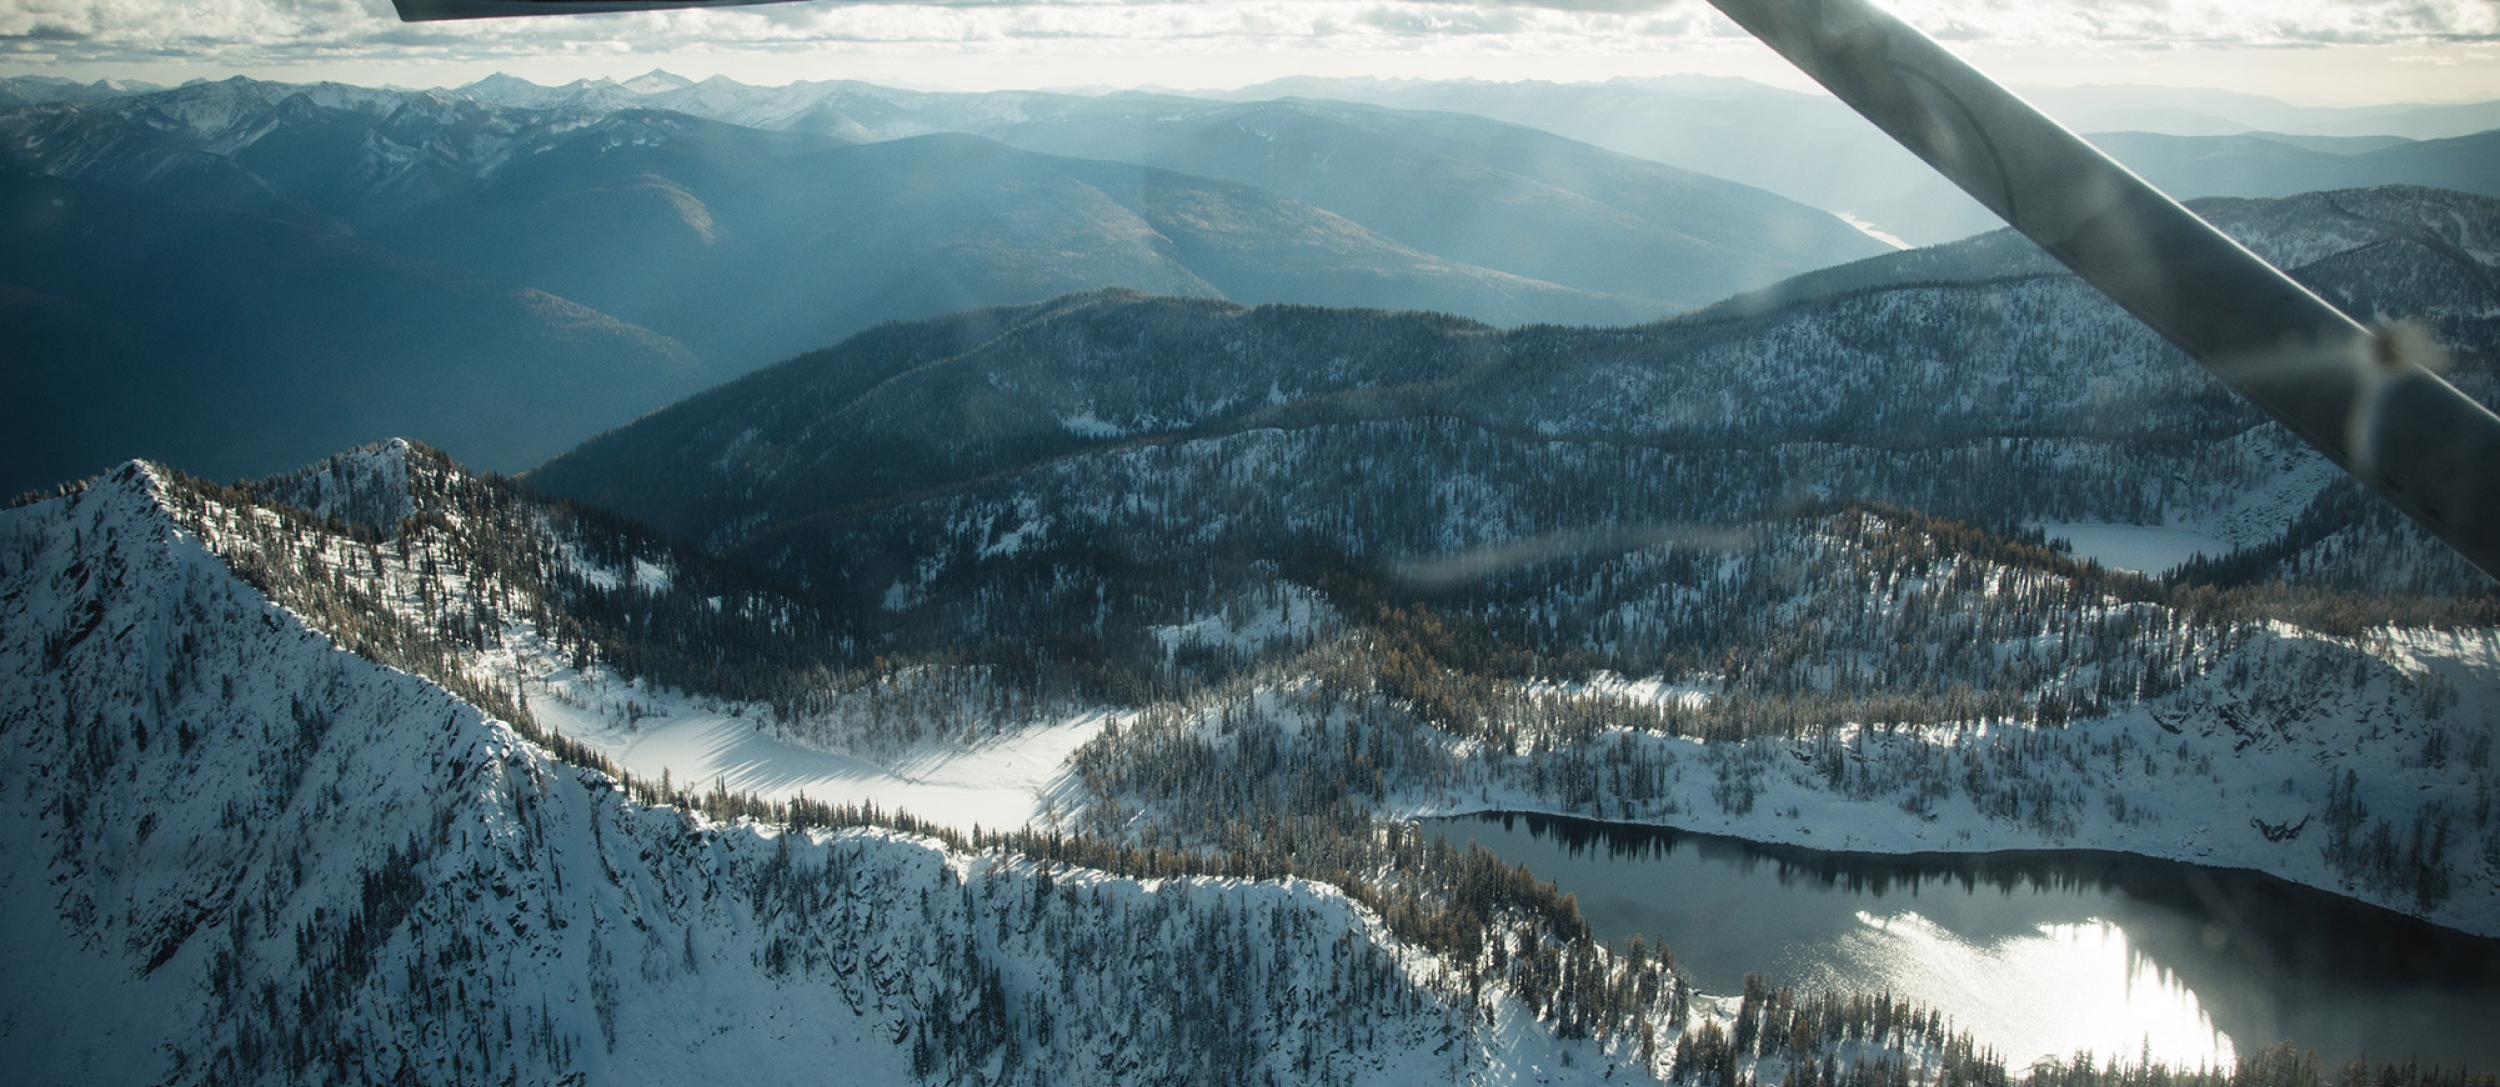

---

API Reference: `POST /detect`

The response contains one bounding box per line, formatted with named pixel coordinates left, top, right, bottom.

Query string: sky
left=0, top=0, right=2495, bottom=103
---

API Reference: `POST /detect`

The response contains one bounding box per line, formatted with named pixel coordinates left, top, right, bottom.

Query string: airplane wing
left=1703, top=0, right=2500, bottom=582
left=392, top=0, right=799, bottom=22
left=392, top=0, right=2500, bottom=580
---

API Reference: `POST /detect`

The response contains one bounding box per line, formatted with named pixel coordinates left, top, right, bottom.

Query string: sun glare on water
left=1813, top=911, right=2234, bottom=1071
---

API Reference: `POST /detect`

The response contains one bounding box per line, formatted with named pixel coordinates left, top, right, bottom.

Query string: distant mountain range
left=1207, top=75, right=2500, bottom=246
left=447, top=70, right=2500, bottom=248
left=0, top=74, right=165, bottom=108
left=0, top=71, right=1909, bottom=329
left=423, top=71, right=2500, bottom=251
left=16, top=71, right=2496, bottom=142
left=2088, top=129, right=2500, bottom=203
left=438, top=72, right=1886, bottom=307
left=5, top=70, right=2494, bottom=496
left=1217, top=75, right=2500, bottom=142
left=0, top=74, right=1893, bottom=491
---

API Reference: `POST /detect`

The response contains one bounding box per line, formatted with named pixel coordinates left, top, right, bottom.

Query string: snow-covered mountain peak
left=88, top=75, right=410, bottom=148
left=449, top=72, right=605, bottom=113
left=244, top=438, right=424, bottom=535
left=0, top=75, right=164, bottom=106
left=621, top=69, right=697, bottom=95
left=458, top=72, right=544, bottom=98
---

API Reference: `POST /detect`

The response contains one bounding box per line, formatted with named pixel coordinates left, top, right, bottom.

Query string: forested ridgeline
left=126, top=437, right=2500, bottom=934
left=530, top=186, right=2500, bottom=603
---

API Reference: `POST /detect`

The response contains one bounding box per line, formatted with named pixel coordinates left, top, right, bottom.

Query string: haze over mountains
left=10, top=70, right=2498, bottom=497
left=1219, top=76, right=2500, bottom=246
left=450, top=70, right=2500, bottom=248
left=446, top=72, right=1886, bottom=308
left=0, top=72, right=1902, bottom=493
left=0, top=164, right=706, bottom=497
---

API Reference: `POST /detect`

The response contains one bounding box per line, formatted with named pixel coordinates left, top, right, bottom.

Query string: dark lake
left=1425, top=811, right=2500, bottom=1072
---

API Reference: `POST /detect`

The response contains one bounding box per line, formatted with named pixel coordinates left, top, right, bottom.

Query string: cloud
left=1461, top=0, right=1677, bottom=14
left=1448, top=0, right=2500, bottom=44
left=1, top=0, right=2493, bottom=69
left=1882, top=0, right=2500, bottom=46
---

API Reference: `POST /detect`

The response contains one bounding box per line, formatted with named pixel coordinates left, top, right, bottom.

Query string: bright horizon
left=3, top=0, right=2497, bottom=107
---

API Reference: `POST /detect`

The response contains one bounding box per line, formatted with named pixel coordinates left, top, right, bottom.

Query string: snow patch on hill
left=1152, top=578, right=1343, bottom=664
left=2032, top=523, right=2229, bottom=574
left=527, top=665, right=1106, bottom=834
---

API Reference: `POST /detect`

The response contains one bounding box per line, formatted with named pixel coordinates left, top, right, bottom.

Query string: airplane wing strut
left=1703, top=0, right=2500, bottom=582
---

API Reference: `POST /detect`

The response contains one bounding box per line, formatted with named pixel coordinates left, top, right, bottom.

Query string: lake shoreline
left=1422, top=808, right=2500, bottom=1072
left=1407, top=800, right=2500, bottom=945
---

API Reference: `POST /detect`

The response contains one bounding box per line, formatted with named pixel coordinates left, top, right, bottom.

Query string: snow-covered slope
left=0, top=463, right=1686, bottom=1085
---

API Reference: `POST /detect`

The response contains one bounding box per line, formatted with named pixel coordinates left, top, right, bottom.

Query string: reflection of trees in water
left=1446, top=810, right=2500, bottom=1068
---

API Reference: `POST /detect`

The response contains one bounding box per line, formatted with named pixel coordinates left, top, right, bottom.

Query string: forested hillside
left=534, top=186, right=2500, bottom=597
